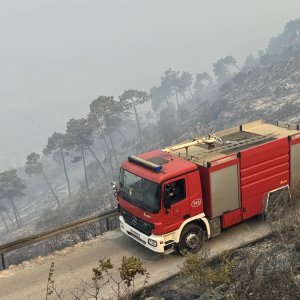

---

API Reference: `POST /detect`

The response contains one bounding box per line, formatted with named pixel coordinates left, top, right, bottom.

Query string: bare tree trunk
left=180, top=91, right=187, bottom=101
left=104, top=116, right=119, bottom=167
left=5, top=211, right=14, bottom=225
left=99, top=128, right=114, bottom=177
left=0, top=212, right=9, bottom=232
left=188, top=85, right=194, bottom=98
left=59, top=145, right=71, bottom=201
left=81, top=147, right=90, bottom=200
left=15, top=204, right=21, bottom=224
left=41, top=169, right=61, bottom=209
left=174, top=89, right=180, bottom=110
left=115, top=129, right=127, bottom=142
left=108, top=133, right=119, bottom=166
left=8, top=196, right=21, bottom=228
left=132, top=101, right=144, bottom=152
left=87, top=145, right=108, bottom=179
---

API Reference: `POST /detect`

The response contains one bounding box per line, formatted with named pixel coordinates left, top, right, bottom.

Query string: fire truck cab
left=116, top=120, right=300, bottom=254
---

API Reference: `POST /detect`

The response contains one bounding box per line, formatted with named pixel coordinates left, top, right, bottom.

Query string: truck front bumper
left=119, top=216, right=166, bottom=253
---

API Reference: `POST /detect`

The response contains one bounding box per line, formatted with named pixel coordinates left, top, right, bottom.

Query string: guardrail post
left=1, top=254, right=5, bottom=270
left=106, top=218, right=110, bottom=231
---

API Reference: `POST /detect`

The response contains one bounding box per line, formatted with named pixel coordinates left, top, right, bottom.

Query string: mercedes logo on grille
left=132, top=216, right=138, bottom=226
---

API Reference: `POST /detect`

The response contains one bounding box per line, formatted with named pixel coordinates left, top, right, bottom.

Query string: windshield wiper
left=119, top=190, right=136, bottom=205
left=142, top=206, right=154, bottom=213
left=119, top=188, right=159, bottom=213
left=119, top=190, right=144, bottom=209
left=131, top=197, right=146, bottom=210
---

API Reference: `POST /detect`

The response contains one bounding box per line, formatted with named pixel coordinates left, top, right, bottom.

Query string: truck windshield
left=119, top=168, right=161, bottom=213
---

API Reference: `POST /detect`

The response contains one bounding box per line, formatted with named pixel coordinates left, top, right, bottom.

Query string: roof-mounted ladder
left=168, top=133, right=276, bottom=163
left=197, top=133, right=275, bottom=159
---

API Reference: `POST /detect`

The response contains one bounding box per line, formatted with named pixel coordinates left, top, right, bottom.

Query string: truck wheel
left=177, top=224, right=205, bottom=254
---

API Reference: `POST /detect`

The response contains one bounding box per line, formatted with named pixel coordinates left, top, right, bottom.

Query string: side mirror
left=111, top=181, right=120, bottom=191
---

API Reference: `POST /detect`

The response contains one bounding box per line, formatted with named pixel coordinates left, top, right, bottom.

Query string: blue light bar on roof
left=128, top=156, right=163, bottom=173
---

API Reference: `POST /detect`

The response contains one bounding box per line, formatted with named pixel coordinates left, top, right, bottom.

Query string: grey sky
left=1, top=0, right=300, bottom=171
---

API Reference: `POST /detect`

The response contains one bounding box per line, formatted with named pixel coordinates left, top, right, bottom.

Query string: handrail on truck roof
left=163, top=120, right=300, bottom=167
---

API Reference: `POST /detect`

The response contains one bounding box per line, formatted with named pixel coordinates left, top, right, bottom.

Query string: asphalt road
left=0, top=218, right=271, bottom=300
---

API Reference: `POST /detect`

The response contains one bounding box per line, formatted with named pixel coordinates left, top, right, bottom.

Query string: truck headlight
left=148, top=238, right=157, bottom=247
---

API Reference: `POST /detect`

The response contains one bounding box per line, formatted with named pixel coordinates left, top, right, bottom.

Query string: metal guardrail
left=0, top=207, right=118, bottom=270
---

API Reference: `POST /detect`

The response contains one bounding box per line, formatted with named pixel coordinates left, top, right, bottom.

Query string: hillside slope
left=191, top=32, right=300, bottom=134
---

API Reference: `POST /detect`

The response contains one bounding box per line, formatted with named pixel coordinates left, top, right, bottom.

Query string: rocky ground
left=140, top=236, right=300, bottom=300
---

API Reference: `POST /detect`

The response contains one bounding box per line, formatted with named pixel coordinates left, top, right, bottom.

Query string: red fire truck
left=115, top=120, right=300, bottom=254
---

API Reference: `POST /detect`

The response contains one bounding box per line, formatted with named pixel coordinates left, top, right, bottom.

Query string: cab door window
left=165, top=179, right=186, bottom=205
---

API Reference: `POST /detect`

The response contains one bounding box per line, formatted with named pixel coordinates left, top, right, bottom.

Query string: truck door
left=161, top=175, right=190, bottom=233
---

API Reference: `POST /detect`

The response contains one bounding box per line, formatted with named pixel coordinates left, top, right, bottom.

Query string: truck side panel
left=222, top=208, right=242, bottom=228
left=210, top=163, right=240, bottom=218
left=240, top=138, right=290, bottom=220
left=199, top=158, right=240, bottom=220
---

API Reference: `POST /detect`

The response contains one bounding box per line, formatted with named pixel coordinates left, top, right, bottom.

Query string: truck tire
left=176, top=223, right=205, bottom=254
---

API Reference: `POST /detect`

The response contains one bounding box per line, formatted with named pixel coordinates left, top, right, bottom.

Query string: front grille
left=121, top=208, right=154, bottom=236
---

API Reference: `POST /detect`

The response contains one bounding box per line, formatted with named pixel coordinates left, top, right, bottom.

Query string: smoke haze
left=1, top=0, right=300, bottom=170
